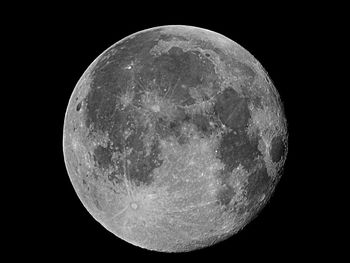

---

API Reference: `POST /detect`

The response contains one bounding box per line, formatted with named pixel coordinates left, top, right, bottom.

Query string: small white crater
left=130, top=202, right=138, bottom=210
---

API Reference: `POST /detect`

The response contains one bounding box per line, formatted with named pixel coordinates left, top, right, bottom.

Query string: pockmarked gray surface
left=63, top=25, right=288, bottom=252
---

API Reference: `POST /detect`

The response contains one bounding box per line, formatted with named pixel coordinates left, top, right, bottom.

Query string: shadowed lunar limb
left=63, top=25, right=288, bottom=252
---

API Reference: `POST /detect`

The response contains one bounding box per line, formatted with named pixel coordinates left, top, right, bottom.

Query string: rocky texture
left=63, top=25, right=288, bottom=252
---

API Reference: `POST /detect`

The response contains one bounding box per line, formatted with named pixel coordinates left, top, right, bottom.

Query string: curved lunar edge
left=63, top=25, right=288, bottom=252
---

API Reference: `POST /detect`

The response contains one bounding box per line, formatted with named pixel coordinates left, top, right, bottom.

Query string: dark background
left=14, top=6, right=332, bottom=261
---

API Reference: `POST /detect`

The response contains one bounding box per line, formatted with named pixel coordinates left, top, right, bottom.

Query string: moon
left=63, top=25, right=288, bottom=252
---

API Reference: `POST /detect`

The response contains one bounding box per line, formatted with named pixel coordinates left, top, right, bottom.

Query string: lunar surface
left=63, top=25, right=288, bottom=252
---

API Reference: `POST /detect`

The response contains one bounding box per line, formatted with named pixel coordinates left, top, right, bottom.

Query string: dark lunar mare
left=270, top=135, right=286, bottom=163
left=82, top=31, right=167, bottom=186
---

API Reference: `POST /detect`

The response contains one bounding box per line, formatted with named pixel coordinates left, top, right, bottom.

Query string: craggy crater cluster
left=63, top=26, right=287, bottom=252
